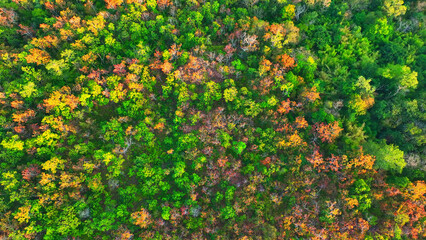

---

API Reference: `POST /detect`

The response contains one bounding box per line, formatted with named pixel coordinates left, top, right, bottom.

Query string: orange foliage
left=408, top=181, right=426, bottom=201
left=306, top=148, right=324, bottom=170
left=277, top=99, right=292, bottom=114
left=81, top=52, right=98, bottom=64
left=105, top=0, right=123, bottom=9
left=43, top=87, right=79, bottom=113
left=69, top=16, right=82, bottom=29
left=277, top=54, right=296, bottom=69
left=302, top=86, right=320, bottom=102
left=0, top=92, right=5, bottom=104
left=169, top=43, right=182, bottom=61
left=131, top=208, right=152, bottom=228
left=31, top=35, right=59, bottom=49
left=113, top=61, right=127, bottom=75
left=257, top=77, right=274, bottom=95
left=349, top=148, right=375, bottom=170
left=14, top=125, right=26, bottom=134
left=178, top=55, right=209, bottom=84
left=59, top=28, right=74, bottom=41
left=11, top=100, right=24, bottom=109
left=161, top=61, right=173, bottom=74
left=154, top=122, right=165, bottom=131
left=264, top=24, right=285, bottom=39
left=44, top=1, right=55, bottom=11
left=17, top=24, right=34, bottom=37
left=126, top=0, right=144, bottom=4
left=25, top=48, right=50, bottom=65
left=314, top=121, right=343, bottom=143
left=294, top=116, right=308, bottom=129
left=218, top=157, right=228, bottom=168
left=278, top=131, right=307, bottom=148
left=261, top=157, right=271, bottom=166
left=12, top=109, right=36, bottom=123
left=157, top=0, right=172, bottom=10
left=259, top=57, right=272, bottom=76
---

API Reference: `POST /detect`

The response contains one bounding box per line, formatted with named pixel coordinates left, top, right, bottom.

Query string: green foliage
left=221, top=205, right=236, bottom=220
left=364, top=140, right=406, bottom=174
left=232, top=141, right=246, bottom=155
left=0, top=0, right=424, bottom=239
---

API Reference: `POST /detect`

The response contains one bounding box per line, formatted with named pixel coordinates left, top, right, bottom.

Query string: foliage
left=0, top=0, right=424, bottom=239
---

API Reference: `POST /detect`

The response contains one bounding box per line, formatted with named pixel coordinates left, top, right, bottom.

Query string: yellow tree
left=383, top=0, right=407, bottom=17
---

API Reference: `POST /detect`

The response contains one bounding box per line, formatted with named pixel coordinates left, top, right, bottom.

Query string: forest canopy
left=0, top=0, right=425, bottom=239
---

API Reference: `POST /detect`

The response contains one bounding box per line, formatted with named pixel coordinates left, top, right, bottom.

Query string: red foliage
left=0, top=8, right=17, bottom=27
left=22, top=165, right=41, bottom=181
left=17, top=24, right=34, bottom=38
left=14, top=125, right=26, bottom=134
left=261, top=157, right=271, bottom=166
left=113, top=61, right=127, bottom=75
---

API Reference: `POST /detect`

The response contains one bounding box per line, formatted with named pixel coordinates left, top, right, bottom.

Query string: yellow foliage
left=408, top=181, right=426, bottom=201
left=278, top=131, right=306, bottom=148
left=345, top=197, right=359, bottom=209
left=71, top=39, right=86, bottom=50
left=1, top=135, right=24, bottom=151
left=60, top=172, right=81, bottom=189
left=110, top=83, right=128, bottom=103
left=33, top=129, right=60, bottom=147
left=349, top=94, right=375, bottom=115
left=44, top=90, right=79, bottom=113
left=42, top=157, right=66, bottom=174
left=383, top=0, right=407, bottom=17
left=282, top=4, right=295, bottom=19
left=1, top=171, right=19, bottom=191
left=42, top=116, right=76, bottom=134
left=88, top=174, right=104, bottom=192
left=15, top=205, right=31, bottom=224
left=103, top=152, right=115, bottom=165
left=39, top=173, right=56, bottom=191
left=87, top=15, right=105, bottom=35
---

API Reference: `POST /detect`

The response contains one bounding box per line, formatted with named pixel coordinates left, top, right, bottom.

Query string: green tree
left=364, top=140, right=406, bottom=173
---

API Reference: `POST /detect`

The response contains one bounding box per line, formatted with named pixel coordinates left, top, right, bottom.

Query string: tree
left=25, top=49, right=50, bottom=65
left=131, top=208, right=152, bottom=228
left=224, top=87, right=238, bottom=102
left=363, top=140, right=406, bottom=173
left=0, top=8, right=17, bottom=27
left=314, top=121, right=343, bottom=143
left=379, top=64, right=418, bottom=93
left=22, top=165, right=40, bottom=181
left=105, top=0, right=123, bottom=9
left=383, top=0, right=407, bottom=17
